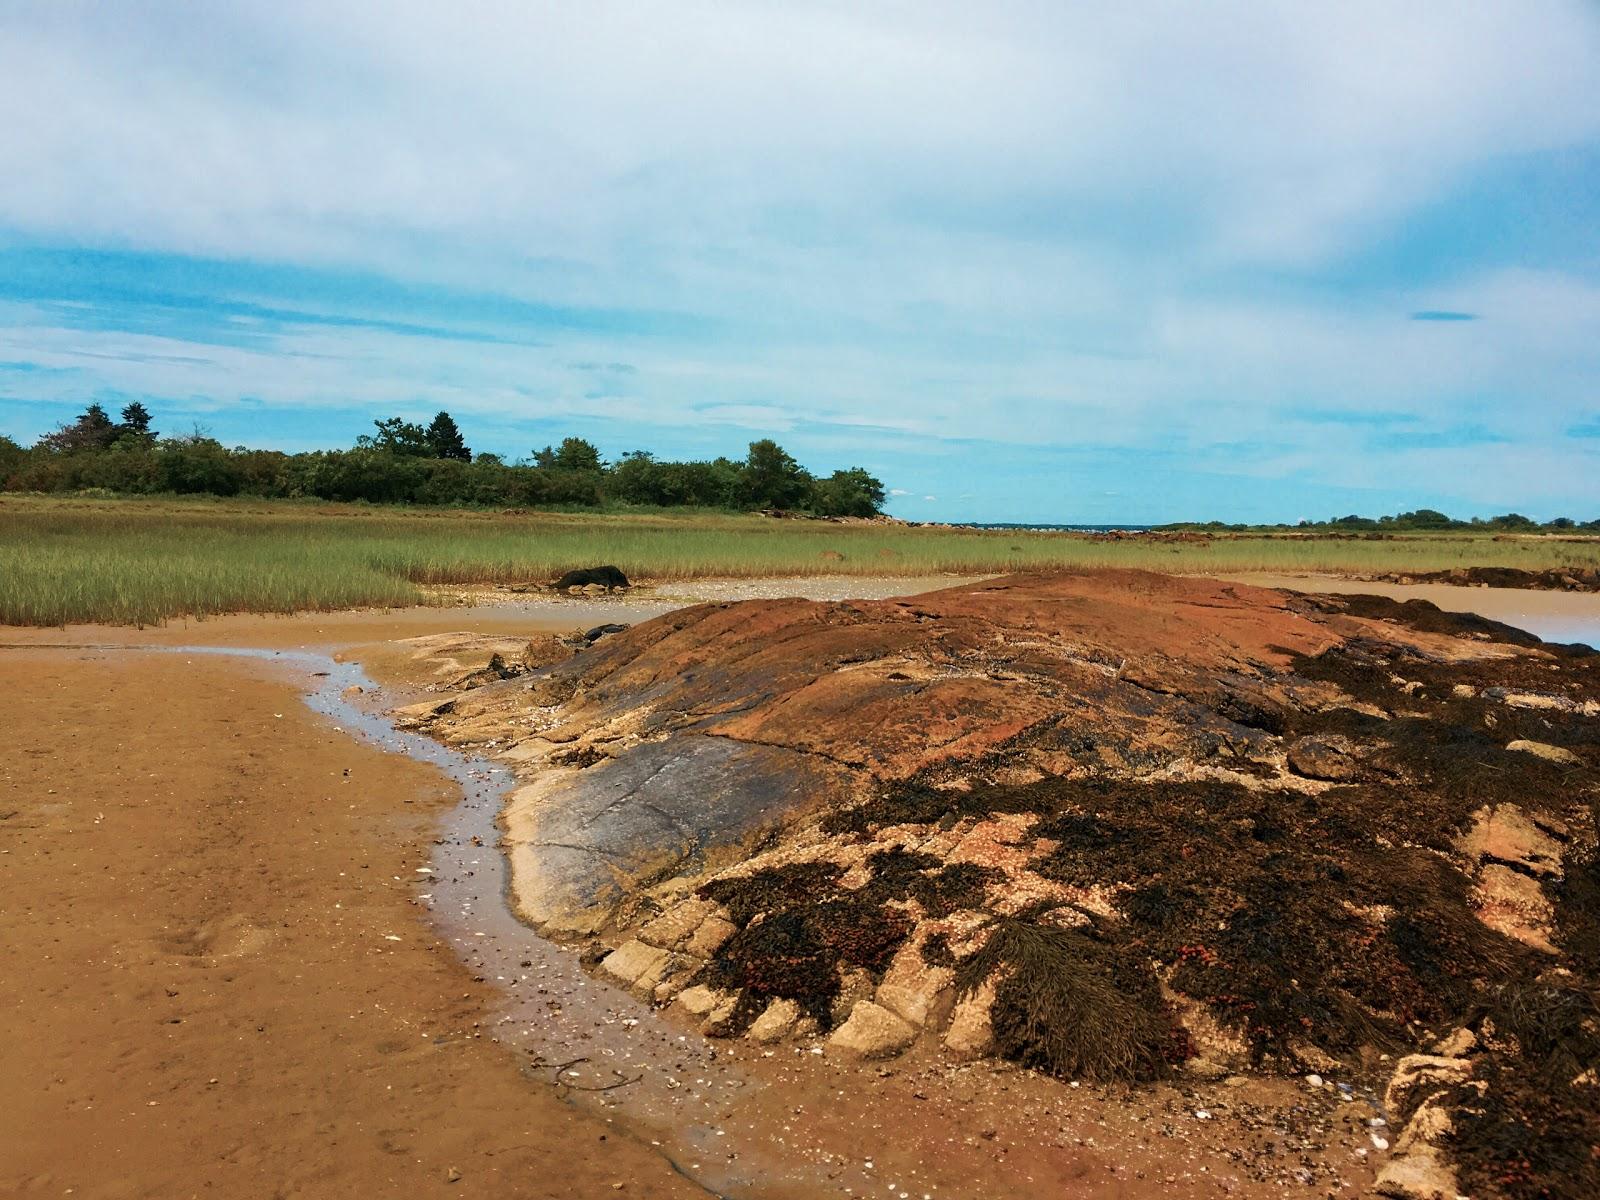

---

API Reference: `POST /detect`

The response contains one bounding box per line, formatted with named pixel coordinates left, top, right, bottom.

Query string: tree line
left=0, top=405, right=887, bottom=517
left=1167, top=508, right=1600, bottom=532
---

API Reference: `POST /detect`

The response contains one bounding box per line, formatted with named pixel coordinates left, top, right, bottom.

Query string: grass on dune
left=3, top=493, right=1599, bottom=626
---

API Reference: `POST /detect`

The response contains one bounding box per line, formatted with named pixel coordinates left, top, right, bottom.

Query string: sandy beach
left=0, top=645, right=706, bottom=1199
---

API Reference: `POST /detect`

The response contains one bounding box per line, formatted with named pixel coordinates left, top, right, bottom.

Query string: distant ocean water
left=1511, top=616, right=1600, bottom=648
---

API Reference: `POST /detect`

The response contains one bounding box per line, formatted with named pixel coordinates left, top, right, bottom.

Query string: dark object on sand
left=582, top=623, right=630, bottom=644
left=451, top=652, right=525, bottom=690
left=552, top=565, right=630, bottom=592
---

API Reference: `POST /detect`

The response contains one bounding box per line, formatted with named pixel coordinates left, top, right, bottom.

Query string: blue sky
left=2, top=2, right=1598, bottom=523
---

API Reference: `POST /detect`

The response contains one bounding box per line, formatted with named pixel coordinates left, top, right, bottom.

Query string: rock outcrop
left=396, top=570, right=1600, bottom=1200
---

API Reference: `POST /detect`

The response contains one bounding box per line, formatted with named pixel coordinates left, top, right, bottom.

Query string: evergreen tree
left=119, top=401, right=155, bottom=437
left=425, top=411, right=471, bottom=461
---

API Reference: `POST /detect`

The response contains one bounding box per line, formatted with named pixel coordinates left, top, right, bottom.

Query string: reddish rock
left=1473, top=864, right=1558, bottom=952
left=1458, top=805, right=1564, bottom=878
left=1286, top=734, right=1363, bottom=780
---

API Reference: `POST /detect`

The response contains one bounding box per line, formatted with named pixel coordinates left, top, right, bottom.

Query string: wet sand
left=0, top=647, right=706, bottom=1199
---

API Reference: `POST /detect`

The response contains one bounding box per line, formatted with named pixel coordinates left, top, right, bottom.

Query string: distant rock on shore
left=1362, top=565, right=1600, bottom=592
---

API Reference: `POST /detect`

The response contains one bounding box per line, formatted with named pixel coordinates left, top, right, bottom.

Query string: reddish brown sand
left=0, top=647, right=705, bottom=1199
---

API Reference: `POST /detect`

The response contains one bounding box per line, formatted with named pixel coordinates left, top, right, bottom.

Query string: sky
left=1, top=1, right=1598, bottom=523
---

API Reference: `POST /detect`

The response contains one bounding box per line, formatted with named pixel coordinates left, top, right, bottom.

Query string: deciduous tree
left=40, top=403, right=119, bottom=453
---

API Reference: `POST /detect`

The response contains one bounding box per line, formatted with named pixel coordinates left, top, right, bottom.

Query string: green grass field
left=4, top=494, right=1599, bottom=626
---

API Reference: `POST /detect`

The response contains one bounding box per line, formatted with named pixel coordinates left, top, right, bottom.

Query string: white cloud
left=4, top=2, right=1597, bottom=280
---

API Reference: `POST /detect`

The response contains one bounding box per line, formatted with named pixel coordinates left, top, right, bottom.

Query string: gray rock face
left=506, top=734, right=849, bottom=934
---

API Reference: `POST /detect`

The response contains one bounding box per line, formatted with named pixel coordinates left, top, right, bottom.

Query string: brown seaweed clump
left=1446, top=985, right=1600, bottom=1200
left=694, top=853, right=996, bottom=1033
left=954, top=915, right=1185, bottom=1081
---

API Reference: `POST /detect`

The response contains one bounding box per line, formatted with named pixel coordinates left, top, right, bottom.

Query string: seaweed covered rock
left=400, top=570, right=1600, bottom=1199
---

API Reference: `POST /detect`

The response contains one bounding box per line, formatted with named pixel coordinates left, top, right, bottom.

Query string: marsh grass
left=3, top=493, right=1598, bottom=626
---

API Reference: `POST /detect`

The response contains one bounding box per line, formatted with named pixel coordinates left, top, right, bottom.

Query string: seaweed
left=855, top=848, right=1000, bottom=916
left=908, top=862, right=1001, bottom=916
left=855, top=848, right=942, bottom=897
left=1449, top=1065, right=1600, bottom=1200
left=1447, top=985, right=1600, bottom=1200
left=954, top=917, right=1182, bottom=1081
left=706, top=910, right=836, bottom=1026
left=699, top=861, right=843, bottom=927
left=698, top=896, right=913, bottom=1031
left=813, top=897, right=913, bottom=972
left=912, top=769, right=1536, bottom=1063
left=1304, top=593, right=1544, bottom=647
left=1555, top=844, right=1600, bottom=975
left=1289, top=641, right=1600, bottom=768
left=920, top=930, right=956, bottom=968
left=1168, top=875, right=1409, bottom=1059
left=1120, top=881, right=1206, bottom=938
left=822, top=779, right=1051, bottom=834
left=696, top=850, right=991, bottom=1032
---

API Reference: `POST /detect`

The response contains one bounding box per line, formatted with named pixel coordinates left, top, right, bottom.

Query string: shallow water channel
left=163, top=644, right=857, bottom=1200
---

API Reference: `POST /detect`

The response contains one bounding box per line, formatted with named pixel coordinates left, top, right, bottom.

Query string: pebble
left=1305, top=1074, right=1323, bottom=1088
